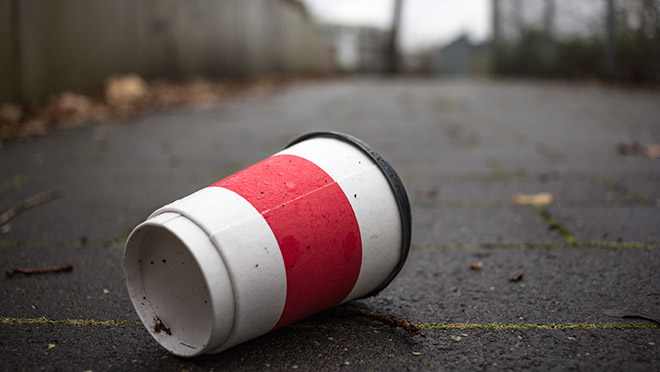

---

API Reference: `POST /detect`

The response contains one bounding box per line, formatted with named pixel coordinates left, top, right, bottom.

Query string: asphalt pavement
left=1, top=78, right=659, bottom=371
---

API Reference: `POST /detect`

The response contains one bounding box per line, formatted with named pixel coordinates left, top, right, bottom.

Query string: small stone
left=102, top=289, right=110, bottom=294
left=450, top=335, right=462, bottom=342
left=470, top=261, right=483, bottom=270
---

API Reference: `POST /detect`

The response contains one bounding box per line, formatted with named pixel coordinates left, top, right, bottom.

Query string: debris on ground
left=616, top=140, right=660, bottom=159
left=333, top=306, right=426, bottom=338
left=512, top=192, right=553, bottom=206
left=643, top=144, right=660, bottom=159
left=5, top=263, right=73, bottom=278
left=42, top=92, right=107, bottom=129
left=105, top=74, right=148, bottom=106
left=0, top=75, right=309, bottom=140
left=470, top=261, right=483, bottom=270
left=509, top=270, right=524, bottom=282
left=411, top=351, right=421, bottom=356
left=616, top=140, right=643, bottom=156
left=0, top=189, right=63, bottom=226
left=601, top=308, right=660, bottom=325
left=414, top=187, right=438, bottom=198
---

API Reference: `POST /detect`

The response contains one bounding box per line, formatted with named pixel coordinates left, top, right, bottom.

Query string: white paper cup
left=123, top=132, right=411, bottom=357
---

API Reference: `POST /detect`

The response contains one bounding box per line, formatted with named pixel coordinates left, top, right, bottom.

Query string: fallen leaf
left=509, top=270, right=524, bottom=282
left=470, top=261, right=483, bottom=270
left=47, top=344, right=56, bottom=349
left=601, top=308, right=660, bottom=325
left=512, top=192, right=553, bottom=206
left=105, top=74, right=148, bottom=105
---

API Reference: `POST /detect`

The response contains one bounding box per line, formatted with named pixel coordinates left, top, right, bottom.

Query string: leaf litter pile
left=0, top=74, right=309, bottom=140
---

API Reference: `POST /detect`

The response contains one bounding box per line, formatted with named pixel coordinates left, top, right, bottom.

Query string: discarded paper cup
left=123, top=131, right=411, bottom=357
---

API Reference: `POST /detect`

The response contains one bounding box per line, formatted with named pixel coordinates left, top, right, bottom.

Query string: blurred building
left=431, top=34, right=490, bottom=77
left=321, top=24, right=390, bottom=73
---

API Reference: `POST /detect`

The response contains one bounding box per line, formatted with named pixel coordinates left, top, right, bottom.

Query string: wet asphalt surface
left=1, top=78, right=659, bottom=371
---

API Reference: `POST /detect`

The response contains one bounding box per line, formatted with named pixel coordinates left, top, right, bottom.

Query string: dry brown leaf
left=105, top=74, right=148, bottom=105
left=470, top=261, right=483, bottom=270
left=0, top=103, right=22, bottom=124
left=512, top=192, right=553, bottom=206
left=41, top=92, right=98, bottom=127
left=601, top=308, right=660, bottom=325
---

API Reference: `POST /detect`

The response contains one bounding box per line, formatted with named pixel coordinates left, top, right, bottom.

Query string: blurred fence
left=0, top=0, right=328, bottom=103
left=492, top=0, right=660, bottom=83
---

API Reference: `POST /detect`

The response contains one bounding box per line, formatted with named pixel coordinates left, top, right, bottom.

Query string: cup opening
left=124, top=219, right=216, bottom=356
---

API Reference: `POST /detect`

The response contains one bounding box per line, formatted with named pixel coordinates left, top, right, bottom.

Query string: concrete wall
left=0, top=0, right=327, bottom=102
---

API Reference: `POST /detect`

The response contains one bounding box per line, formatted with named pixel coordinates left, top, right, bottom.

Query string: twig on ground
left=6, top=263, right=73, bottom=278
left=334, top=306, right=426, bottom=338
left=0, top=188, right=63, bottom=226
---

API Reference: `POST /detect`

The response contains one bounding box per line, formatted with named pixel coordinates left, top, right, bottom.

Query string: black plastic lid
left=286, top=132, right=412, bottom=298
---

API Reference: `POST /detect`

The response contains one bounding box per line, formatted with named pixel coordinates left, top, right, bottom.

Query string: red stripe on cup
left=210, top=154, right=362, bottom=329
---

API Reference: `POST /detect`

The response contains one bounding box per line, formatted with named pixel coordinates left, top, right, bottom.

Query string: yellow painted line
left=0, top=317, right=141, bottom=327
left=597, top=175, right=652, bottom=206
left=2, top=318, right=657, bottom=331
left=418, top=322, right=659, bottom=330
left=412, top=241, right=660, bottom=250
left=0, top=232, right=131, bottom=249
left=0, top=175, right=29, bottom=193
left=293, top=322, right=658, bottom=331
